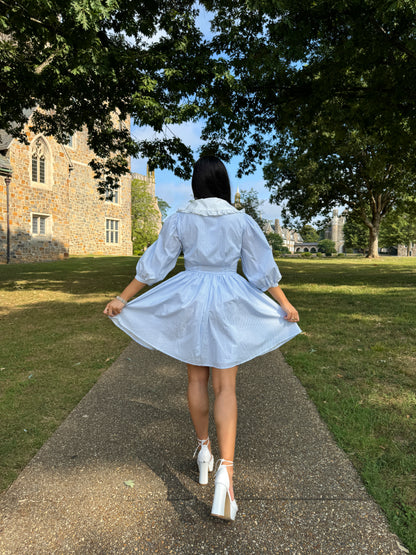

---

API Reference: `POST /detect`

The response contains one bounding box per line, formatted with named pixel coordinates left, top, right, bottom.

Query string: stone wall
left=397, top=243, right=416, bottom=257
left=0, top=116, right=132, bottom=263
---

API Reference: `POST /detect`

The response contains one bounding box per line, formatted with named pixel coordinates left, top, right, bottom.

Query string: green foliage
left=301, top=251, right=312, bottom=258
left=157, top=197, right=171, bottom=221
left=131, top=178, right=160, bottom=255
left=200, top=0, right=416, bottom=258
left=267, top=232, right=289, bottom=254
left=318, top=239, right=336, bottom=256
left=0, top=0, right=210, bottom=189
left=239, top=188, right=266, bottom=228
left=344, top=212, right=370, bottom=253
left=379, top=197, right=416, bottom=254
left=299, top=224, right=319, bottom=243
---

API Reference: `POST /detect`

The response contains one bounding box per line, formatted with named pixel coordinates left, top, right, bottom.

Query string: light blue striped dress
left=111, top=197, right=301, bottom=368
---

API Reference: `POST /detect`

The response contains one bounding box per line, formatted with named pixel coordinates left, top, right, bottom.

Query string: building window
left=66, top=134, right=74, bottom=148
left=105, top=187, right=120, bottom=204
left=32, top=214, right=50, bottom=236
left=106, top=219, right=119, bottom=244
left=31, top=137, right=51, bottom=187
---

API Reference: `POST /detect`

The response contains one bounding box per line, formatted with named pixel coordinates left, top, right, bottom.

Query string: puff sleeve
left=135, top=213, right=182, bottom=285
left=241, top=214, right=282, bottom=291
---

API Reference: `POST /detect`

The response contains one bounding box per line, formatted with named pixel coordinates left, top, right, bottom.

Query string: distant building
left=0, top=113, right=132, bottom=263
left=273, top=219, right=305, bottom=253
left=264, top=209, right=346, bottom=254
left=324, top=209, right=346, bottom=253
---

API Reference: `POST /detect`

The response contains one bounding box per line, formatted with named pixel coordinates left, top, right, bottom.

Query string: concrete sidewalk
left=0, top=344, right=406, bottom=554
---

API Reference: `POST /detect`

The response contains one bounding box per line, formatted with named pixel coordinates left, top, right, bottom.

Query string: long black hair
left=191, top=156, right=231, bottom=204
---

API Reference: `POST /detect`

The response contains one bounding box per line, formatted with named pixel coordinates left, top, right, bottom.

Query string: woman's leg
left=212, top=366, right=238, bottom=500
left=187, top=364, right=211, bottom=452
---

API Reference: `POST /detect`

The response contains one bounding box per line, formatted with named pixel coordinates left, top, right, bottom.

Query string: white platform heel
left=211, top=459, right=238, bottom=521
left=193, top=437, right=214, bottom=485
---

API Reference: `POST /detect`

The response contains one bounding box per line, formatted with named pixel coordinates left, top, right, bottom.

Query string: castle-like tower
left=325, top=208, right=346, bottom=253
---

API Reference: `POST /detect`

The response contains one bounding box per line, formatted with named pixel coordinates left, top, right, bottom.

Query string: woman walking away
left=104, top=156, right=301, bottom=521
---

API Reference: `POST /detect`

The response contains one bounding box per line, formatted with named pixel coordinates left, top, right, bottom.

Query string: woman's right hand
left=103, top=298, right=126, bottom=317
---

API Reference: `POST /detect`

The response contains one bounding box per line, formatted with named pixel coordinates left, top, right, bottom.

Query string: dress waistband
left=185, top=265, right=236, bottom=273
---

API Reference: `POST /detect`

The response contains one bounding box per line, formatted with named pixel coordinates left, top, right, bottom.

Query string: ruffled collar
left=177, top=197, right=241, bottom=216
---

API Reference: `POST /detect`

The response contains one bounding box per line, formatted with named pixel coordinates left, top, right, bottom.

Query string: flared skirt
left=111, top=270, right=302, bottom=369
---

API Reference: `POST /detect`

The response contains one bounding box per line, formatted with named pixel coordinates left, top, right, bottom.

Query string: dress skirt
left=111, top=268, right=302, bottom=369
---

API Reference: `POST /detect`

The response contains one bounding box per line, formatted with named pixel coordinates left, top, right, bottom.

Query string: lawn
left=0, top=255, right=415, bottom=552
left=278, top=256, right=416, bottom=553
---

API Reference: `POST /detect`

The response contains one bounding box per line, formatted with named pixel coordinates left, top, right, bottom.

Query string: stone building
left=324, top=208, right=346, bottom=253
left=264, top=209, right=345, bottom=254
left=272, top=219, right=304, bottom=253
left=264, top=218, right=305, bottom=253
left=0, top=116, right=132, bottom=263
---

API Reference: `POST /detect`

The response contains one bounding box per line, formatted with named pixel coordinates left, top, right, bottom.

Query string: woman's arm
left=267, top=285, right=299, bottom=323
left=103, top=278, right=146, bottom=317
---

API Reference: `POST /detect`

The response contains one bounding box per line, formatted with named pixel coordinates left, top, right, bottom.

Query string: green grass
left=278, top=256, right=416, bottom=553
left=0, top=255, right=415, bottom=552
left=0, top=256, right=135, bottom=490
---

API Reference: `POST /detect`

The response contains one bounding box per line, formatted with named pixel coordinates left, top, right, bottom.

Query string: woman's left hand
left=103, top=298, right=126, bottom=317
left=281, top=303, right=300, bottom=323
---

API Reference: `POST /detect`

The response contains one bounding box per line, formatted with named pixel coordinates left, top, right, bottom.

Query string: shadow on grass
left=1, top=257, right=415, bottom=296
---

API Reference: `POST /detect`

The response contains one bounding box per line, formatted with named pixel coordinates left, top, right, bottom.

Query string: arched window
left=31, top=137, right=51, bottom=186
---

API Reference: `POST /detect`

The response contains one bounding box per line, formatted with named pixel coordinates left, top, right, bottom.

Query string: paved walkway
left=0, top=344, right=407, bottom=554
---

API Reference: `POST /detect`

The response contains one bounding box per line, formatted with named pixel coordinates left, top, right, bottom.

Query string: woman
left=104, top=156, right=301, bottom=521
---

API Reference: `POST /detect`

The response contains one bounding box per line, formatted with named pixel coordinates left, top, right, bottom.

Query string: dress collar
left=177, top=197, right=240, bottom=216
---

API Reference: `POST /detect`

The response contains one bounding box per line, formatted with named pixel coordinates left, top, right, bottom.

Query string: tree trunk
left=367, top=227, right=379, bottom=258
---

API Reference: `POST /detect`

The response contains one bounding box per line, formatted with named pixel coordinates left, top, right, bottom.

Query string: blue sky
left=130, top=122, right=284, bottom=222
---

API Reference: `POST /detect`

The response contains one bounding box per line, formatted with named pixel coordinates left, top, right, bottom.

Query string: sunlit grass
left=277, top=256, right=416, bottom=553
left=0, top=255, right=415, bottom=552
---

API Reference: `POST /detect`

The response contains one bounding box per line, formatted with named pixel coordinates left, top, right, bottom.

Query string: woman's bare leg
left=187, top=364, right=211, bottom=453
left=212, top=366, right=238, bottom=500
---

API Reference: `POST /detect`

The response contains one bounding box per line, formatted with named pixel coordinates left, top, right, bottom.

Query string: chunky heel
left=211, top=483, right=227, bottom=516
left=193, top=437, right=214, bottom=485
left=198, top=460, right=209, bottom=485
left=211, top=459, right=238, bottom=521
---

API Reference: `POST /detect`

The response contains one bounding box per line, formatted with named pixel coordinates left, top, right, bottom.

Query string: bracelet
left=116, top=296, right=127, bottom=306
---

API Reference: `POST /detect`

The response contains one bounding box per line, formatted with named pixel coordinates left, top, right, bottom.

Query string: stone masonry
left=0, top=115, right=132, bottom=263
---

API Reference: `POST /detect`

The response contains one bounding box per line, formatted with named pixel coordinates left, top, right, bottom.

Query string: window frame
left=30, top=136, right=52, bottom=189
left=105, top=218, right=120, bottom=245
left=31, top=213, right=52, bottom=238
left=105, top=187, right=120, bottom=205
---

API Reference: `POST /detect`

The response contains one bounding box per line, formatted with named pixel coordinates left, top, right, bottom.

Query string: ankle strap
left=216, top=458, right=233, bottom=469
left=193, top=437, right=210, bottom=458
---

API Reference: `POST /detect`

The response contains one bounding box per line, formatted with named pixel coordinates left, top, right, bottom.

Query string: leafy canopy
left=238, top=188, right=266, bottom=228
left=0, top=0, right=212, bottom=191
left=200, top=0, right=416, bottom=257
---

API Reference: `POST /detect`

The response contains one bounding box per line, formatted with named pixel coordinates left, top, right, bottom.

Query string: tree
left=318, top=239, right=336, bottom=256
left=200, top=0, right=416, bottom=258
left=131, top=178, right=160, bottom=255
left=299, top=224, right=319, bottom=243
left=343, top=212, right=369, bottom=254
left=239, top=188, right=266, bottom=228
left=157, top=197, right=171, bottom=221
left=0, top=0, right=210, bottom=192
left=267, top=232, right=289, bottom=255
left=379, top=197, right=416, bottom=255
